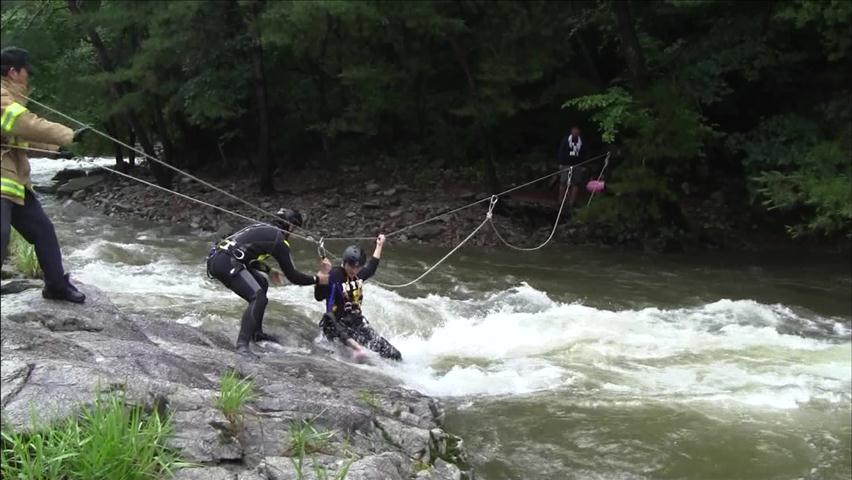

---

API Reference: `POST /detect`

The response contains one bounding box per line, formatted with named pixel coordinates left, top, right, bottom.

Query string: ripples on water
left=29, top=158, right=852, bottom=480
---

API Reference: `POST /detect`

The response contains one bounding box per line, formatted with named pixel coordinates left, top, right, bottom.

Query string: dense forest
left=2, top=0, right=850, bottom=247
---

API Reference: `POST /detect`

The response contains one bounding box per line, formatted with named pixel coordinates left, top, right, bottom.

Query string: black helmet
left=1, top=47, right=33, bottom=76
left=342, top=245, right=366, bottom=268
left=275, top=208, right=303, bottom=232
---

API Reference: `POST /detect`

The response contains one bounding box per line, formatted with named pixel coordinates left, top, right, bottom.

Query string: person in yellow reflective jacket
left=1, top=47, right=88, bottom=303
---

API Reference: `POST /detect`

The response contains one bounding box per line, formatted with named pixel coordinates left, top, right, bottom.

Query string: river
left=25, top=158, right=852, bottom=480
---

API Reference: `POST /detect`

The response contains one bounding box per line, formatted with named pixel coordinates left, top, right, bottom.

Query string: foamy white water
left=24, top=157, right=852, bottom=479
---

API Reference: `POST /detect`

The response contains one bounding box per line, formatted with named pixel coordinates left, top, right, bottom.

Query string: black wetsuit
left=206, top=224, right=317, bottom=349
left=314, top=258, right=402, bottom=360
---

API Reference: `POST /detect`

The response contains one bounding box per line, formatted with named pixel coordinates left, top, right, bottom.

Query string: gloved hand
left=72, top=126, right=91, bottom=143
left=56, top=147, right=75, bottom=159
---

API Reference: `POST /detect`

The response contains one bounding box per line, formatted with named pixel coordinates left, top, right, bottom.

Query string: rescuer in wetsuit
left=207, top=208, right=330, bottom=357
left=314, top=234, right=402, bottom=361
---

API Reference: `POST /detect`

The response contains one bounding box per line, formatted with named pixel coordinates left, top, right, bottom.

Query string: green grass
left=357, top=390, right=379, bottom=410
left=311, top=456, right=353, bottom=480
left=215, top=370, right=255, bottom=428
left=288, top=416, right=351, bottom=479
left=9, top=227, right=41, bottom=278
left=412, top=458, right=431, bottom=473
left=0, top=391, right=187, bottom=480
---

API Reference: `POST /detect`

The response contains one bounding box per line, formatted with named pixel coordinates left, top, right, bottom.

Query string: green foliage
left=9, top=228, right=41, bottom=279
left=731, top=111, right=851, bottom=237
left=753, top=141, right=851, bottom=237
left=775, top=0, right=852, bottom=61
left=215, top=370, right=255, bottom=427
left=287, top=416, right=351, bottom=480
left=0, top=391, right=188, bottom=480
left=2, top=0, right=848, bottom=244
left=564, top=87, right=637, bottom=143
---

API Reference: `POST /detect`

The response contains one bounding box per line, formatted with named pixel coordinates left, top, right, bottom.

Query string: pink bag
left=586, top=180, right=605, bottom=193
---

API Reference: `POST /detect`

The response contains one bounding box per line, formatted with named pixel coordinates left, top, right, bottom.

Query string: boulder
left=56, top=175, right=105, bottom=195
left=51, top=168, right=88, bottom=183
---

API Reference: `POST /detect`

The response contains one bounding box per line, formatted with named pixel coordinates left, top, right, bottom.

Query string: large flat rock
left=0, top=283, right=469, bottom=479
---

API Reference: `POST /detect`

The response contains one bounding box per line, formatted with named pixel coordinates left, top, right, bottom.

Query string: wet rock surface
left=0, top=281, right=469, bottom=479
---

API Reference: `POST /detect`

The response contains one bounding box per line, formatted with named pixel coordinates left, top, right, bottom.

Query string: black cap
left=1, top=47, right=34, bottom=76
left=274, top=207, right=303, bottom=232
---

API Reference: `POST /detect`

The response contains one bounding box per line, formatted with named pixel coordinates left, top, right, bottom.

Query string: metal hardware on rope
left=18, top=95, right=321, bottom=239
left=317, top=237, right=328, bottom=259
left=373, top=197, right=499, bottom=289
left=323, top=152, right=610, bottom=242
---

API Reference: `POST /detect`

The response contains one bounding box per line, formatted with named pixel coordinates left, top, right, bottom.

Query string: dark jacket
left=314, top=257, right=379, bottom=318
left=219, top=224, right=316, bottom=285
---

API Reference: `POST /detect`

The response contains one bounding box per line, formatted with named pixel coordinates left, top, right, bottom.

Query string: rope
left=373, top=196, right=499, bottom=289
left=489, top=167, right=573, bottom=251
left=19, top=95, right=321, bottom=239
left=2, top=145, right=319, bottom=244
left=586, top=153, right=611, bottom=207
left=323, top=151, right=611, bottom=241
left=7, top=101, right=611, bottom=289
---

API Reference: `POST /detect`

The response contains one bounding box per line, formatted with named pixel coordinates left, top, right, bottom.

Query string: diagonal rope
left=2, top=145, right=319, bottom=244
left=323, top=152, right=611, bottom=241
left=489, top=167, right=573, bottom=251
left=19, top=94, right=322, bottom=239
left=372, top=196, right=499, bottom=289
left=586, top=153, right=611, bottom=207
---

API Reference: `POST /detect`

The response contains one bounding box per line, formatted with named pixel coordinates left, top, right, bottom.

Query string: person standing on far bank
left=1, top=47, right=88, bottom=303
left=556, top=126, right=589, bottom=208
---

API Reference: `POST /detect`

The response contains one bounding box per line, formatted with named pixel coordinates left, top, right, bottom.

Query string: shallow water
left=25, top=158, right=852, bottom=479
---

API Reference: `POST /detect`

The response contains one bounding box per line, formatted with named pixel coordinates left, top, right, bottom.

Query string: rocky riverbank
left=41, top=163, right=595, bottom=249
left=0, top=274, right=470, bottom=480
left=40, top=162, right=829, bottom=254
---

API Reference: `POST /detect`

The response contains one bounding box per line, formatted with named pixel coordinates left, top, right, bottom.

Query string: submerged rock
left=0, top=284, right=469, bottom=479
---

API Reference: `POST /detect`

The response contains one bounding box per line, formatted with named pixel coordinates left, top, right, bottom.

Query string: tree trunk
left=127, top=126, right=136, bottom=168
left=575, top=31, right=604, bottom=87
left=447, top=35, right=499, bottom=192
left=67, top=0, right=172, bottom=188
left=105, top=118, right=127, bottom=172
left=151, top=96, right=177, bottom=169
left=245, top=0, right=274, bottom=194
left=611, top=0, right=648, bottom=90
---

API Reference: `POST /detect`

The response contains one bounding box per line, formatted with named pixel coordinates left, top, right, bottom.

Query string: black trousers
left=320, top=312, right=402, bottom=361
left=207, top=251, right=269, bottom=347
left=1, top=191, right=67, bottom=290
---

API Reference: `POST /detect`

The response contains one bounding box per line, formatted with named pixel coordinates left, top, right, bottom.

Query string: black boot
left=42, top=274, right=85, bottom=303
left=235, top=342, right=258, bottom=359
left=236, top=305, right=259, bottom=358
left=252, top=330, right=280, bottom=343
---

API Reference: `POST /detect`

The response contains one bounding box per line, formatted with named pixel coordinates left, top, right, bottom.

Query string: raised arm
left=358, top=234, right=385, bottom=280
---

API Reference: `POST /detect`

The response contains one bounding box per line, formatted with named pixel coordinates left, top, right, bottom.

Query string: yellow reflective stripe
left=1, top=102, right=28, bottom=133
left=256, top=253, right=270, bottom=262
left=0, top=185, right=25, bottom=198
left=0, top=178, right=26, bottom=198
left=1, top=177, right=26, bottom=191
left=283, top=239, right=290, bottom=248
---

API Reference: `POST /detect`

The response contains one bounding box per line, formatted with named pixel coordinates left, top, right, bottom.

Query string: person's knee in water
left=206, top=207, right=330, bottom=356
left=315, top=234, right=402, bottom=361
